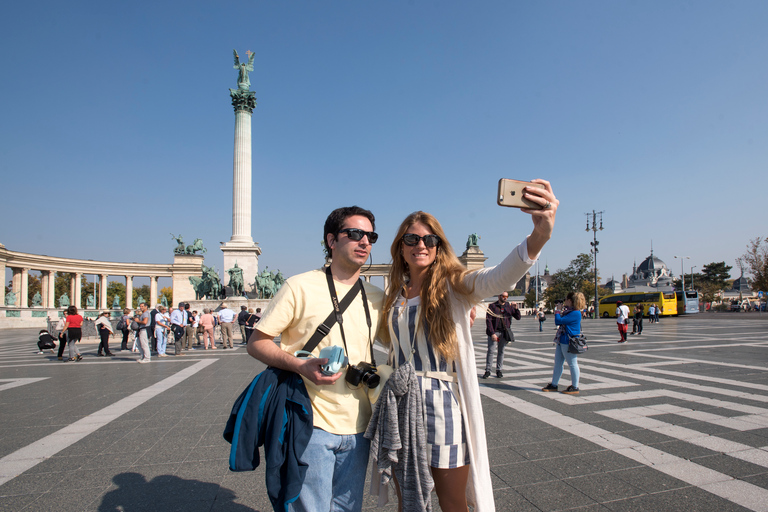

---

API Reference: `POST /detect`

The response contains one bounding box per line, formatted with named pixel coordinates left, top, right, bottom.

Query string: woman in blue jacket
left=542, top=291, right=585, bottom=395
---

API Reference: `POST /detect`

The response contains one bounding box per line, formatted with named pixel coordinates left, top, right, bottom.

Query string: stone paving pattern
left=0, top=313, right=767, bottom=511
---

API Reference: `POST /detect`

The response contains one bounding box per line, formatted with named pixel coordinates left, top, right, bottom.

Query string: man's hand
left=491, top=334, right=498, bottom=341
left=296, top=357, right=344, bottom=386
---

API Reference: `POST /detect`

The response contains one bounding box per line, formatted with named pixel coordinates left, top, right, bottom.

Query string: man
left=149, top=305, right=159, bottom=352
left=183, top=303, right=197, bottom=350
left=170, top=302, right=187, bottom=356
left=616, top=300, right=630, bottom=343
left=154, top=305, right=170, bottom=357
left=135, top=302, right=152, bottom=363
left=247, top=206, right=385, bottom=512
left=218, top=303, right=236, bottom=349
left=483, top=292, right=521, bottom=378
left=237, top=305, right=250, bottom=344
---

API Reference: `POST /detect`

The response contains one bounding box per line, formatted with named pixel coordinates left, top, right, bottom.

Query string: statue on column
left=58, top=294, right=70, bottom=308
left=171, top=233, right=185, bottom=255
left=32, top=291, right=43, bottom=306
left=227, top=263, right=245, bottom=297
left=466, top=233, right=481, bottom=249
left=5, top=291, right=17, bottom=306
left=233, top=49, right=255, bottom=91
left=184, top=238, right=207, bottom=255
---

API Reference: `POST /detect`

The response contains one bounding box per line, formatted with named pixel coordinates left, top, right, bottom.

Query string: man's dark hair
left=323, top=206, right=375, bottom=259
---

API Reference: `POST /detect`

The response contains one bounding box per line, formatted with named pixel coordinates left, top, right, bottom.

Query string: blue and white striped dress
left=389, top=295, right=469, bottom=469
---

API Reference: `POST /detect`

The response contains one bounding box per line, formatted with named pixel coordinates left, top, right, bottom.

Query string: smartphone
left=497, top=179, right=546, bottom=209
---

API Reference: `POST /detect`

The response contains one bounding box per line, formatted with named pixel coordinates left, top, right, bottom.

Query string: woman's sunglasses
left=402, top=233, right=441, bottom=248
left=338, top=228, right=378, bottom=244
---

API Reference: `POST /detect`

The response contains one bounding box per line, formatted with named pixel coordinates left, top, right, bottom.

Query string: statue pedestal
left=221, top=242, right=261, bottom=297
left=459, top=246, right=487, bottom=271
left=172, top=254, right=205, bottom=304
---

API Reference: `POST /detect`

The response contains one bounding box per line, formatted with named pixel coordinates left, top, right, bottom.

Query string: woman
left=119, top=308, right=132, bottom=350
left=94, top=311, right=115, bottom=356
left=61, top=305, right=84, bottom=362
left=154, top=305, right=170, bottom=357
left=631, top=304, right=644, bottom=335
left=244, top=308, right=258, bottom=344
left=541, top=291, right=585, bottom=395
left=381, top=180, right=558, bottom=512
left=199, top=308, right=216, bottom=349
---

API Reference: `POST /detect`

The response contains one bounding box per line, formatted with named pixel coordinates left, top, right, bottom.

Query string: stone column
left=221, top=87, right=261, bottom=297
left=11, top=268, right=21, bottom=307
left=20, top=268, right=29, bottom=308
left=99, top=274, right=108, bottom=310
left=150, top=276, right=158, bottom=308
left=126, top=276, right=133, bottom=309
left=70, top=275, right=76, bottom=307
left=73, top=273, right=82, bottom=309
left=46, top=271, right=55, bottom=309
left=41, top=271, right=50, bottom=308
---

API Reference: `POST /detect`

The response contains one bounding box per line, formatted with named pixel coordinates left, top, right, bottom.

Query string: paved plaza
left=0, top=313, right=767, bottom=511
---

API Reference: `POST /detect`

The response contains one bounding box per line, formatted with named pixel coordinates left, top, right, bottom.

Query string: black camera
left=345, top=362, right=380, bottom=388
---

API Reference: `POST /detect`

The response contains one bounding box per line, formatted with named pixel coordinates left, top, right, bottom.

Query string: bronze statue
left=171, top=233, right=185, bottom=255
left=136, top=295, right=145, bottom=307
left=233, top=49, right=255, bottom=91
left=184, top=238, right=207, bottom=255
left=161, top=295, right=168, bottom=308
left=32, top=291, right=43, bottom=306
left=58, top=293, right=70, bottom=308
left=227, top=263, right=245, bottom=297
left=466, top=233, right=481, bottom=249
left=86, top=294, right=95, bottom=309
left=112, top=296, right=120, bottom=309
left=5, top=291, right=17, bottom=306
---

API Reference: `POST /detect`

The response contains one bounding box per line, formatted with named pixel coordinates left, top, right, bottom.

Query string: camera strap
left=300, top=267, right=372, bottom=362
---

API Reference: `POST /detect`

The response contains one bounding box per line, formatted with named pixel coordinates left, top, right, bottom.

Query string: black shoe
left=481, top=371, right=490, bottom=379
left=106, top=353, right=115, bottom=356
left=542, top=383, right=558, bottom=392
left=562, top=385, right=580, bottom=395
left=76, top=355, right=83, bottom=361
left=97, top=353, right=104, bottom=357
left=496, top=371, right=503, bottom=378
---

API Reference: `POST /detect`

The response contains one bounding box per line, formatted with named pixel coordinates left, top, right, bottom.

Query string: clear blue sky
left=2, top=0, right=767, bottom=289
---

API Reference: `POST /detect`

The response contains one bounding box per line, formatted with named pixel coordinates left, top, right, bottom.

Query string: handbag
left=568, top=334, right=588, bottom=354
left=504, top=326, right=515, bottom=342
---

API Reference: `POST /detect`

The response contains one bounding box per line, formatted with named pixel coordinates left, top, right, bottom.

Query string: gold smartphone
left=497, top=179, right=546, bottom=209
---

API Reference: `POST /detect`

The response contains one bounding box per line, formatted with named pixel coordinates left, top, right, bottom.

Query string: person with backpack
left=117, top=308, right=132, bottom=351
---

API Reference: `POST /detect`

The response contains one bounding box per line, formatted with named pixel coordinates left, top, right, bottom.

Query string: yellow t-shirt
left=256, top=269, right=384, bottom=435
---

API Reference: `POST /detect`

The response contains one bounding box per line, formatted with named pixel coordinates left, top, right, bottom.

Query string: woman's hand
left=521, top=179, right=558, bottom=259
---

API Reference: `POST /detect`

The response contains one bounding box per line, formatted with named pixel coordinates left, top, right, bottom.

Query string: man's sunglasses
left=339, top=228, right=378, bottom=244
left=402, top=233, right=441, bottom=248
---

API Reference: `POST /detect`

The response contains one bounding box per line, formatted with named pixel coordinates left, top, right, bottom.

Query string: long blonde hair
left=384, top=211, right=475, bottom=360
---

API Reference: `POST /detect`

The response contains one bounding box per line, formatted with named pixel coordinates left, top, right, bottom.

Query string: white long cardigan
left=385, top=237, right=537, bottom=512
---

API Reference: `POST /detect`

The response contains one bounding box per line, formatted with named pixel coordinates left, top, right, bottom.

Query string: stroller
left=38, top=330, right=57, bottom=354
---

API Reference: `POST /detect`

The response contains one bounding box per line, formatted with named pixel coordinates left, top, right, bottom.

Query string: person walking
left=135, top=302, right=152, bottom=363
left=154, top=305, right=170, bottom=357
left=631, top=304, right=644, bottom=335
left=199, top=308, right=216, bottom=349
left=61, top=305, right=84, bottom=362
left=380, top=179, right=558, bottom=512
left=119, top=308, right=132, bottom=351
left=616, top=300, right=630, bottom=343
left=482, top=293, right=521, bottom=379
left=94, top=311, right=115, bottom=356
left=537, top=309, right=546, bottom=331
left=542, top=292, right=585, bottom=395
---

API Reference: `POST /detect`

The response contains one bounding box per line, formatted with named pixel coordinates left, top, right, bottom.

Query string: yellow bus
left=598, top=291, right=678, bottom=318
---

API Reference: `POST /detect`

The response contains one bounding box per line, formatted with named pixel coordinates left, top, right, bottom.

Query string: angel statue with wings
left=233, top=49, right=255, bottom=91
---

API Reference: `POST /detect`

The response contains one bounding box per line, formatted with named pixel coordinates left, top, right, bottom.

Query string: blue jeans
left=551, top=342, right=579, bottom=388
left=289, top=428, right=370, bottom=512
left=485, top=334, right=507, bottom=371
left=155, top=328, right=167, bottom=355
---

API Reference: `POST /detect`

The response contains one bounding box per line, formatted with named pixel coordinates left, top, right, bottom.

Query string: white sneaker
left=37, top=351, right=44, bottom=354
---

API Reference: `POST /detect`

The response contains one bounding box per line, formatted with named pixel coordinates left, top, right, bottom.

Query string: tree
left=542, top=253, right=595, bottom=310
left=55, top=272, right=73, bottom=306
left=697, top=261, right=733, bottom=305
left=107, top=281, right=126, bottom=309
left=160, top=286, right=173, bottom=306
left=738, top=238, right=768, bottom=293
left=27, top=273, right=42, bottom=304
left=133, top=285, right=151, bottom=306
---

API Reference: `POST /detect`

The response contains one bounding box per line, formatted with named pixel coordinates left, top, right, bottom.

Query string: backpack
left=116, top=317, right=126, bottom=330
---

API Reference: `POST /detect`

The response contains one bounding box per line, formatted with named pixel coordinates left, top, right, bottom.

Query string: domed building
left=627, top=250, right=674, bottom=289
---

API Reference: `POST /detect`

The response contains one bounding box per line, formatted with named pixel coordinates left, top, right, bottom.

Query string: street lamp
left=674, top=256, right=690, bottom=291
left=586, top=210, right=604, bottom=318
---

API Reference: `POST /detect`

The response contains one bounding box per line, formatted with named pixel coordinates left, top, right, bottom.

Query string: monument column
left=126, top=276, right=133, bottom=309
left=150, top=276, right=158, bottom=307
left=11, top=268, right=22, bottom=306
left=221, top=49, right=262, bottom=297
left=46, top=271, right=56, bottom=308
left=73, top=273, right=82, bottom=308
left=99, top=274, right=108, bottom=310
left=20, top=268, right=29, bottom=308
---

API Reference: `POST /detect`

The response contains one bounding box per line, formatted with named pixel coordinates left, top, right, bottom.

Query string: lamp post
left=586, top=210, right=604, bottom=318
left=674, top=255, right=690, bottom=291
